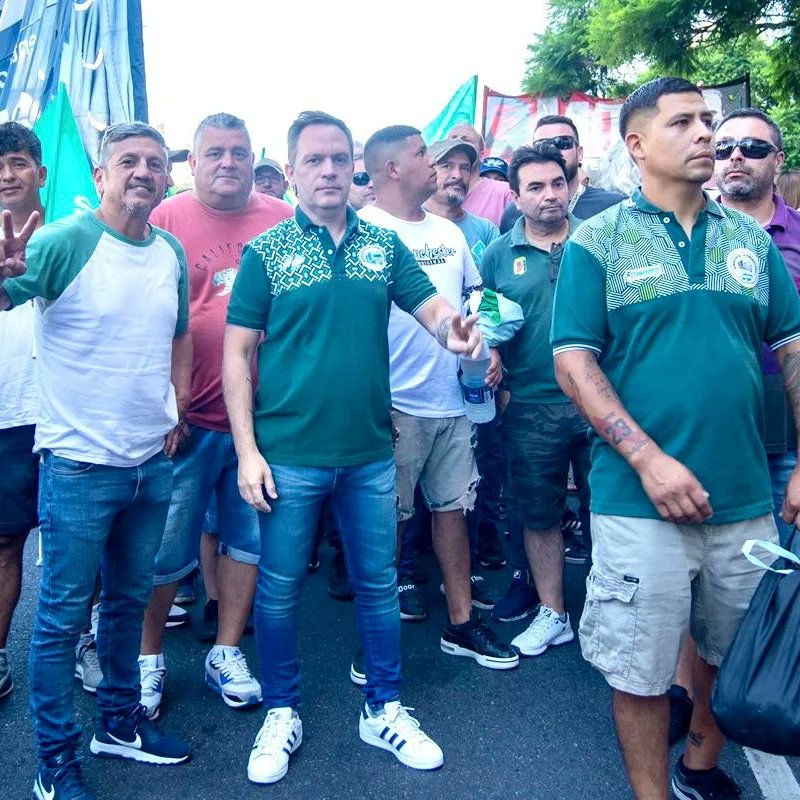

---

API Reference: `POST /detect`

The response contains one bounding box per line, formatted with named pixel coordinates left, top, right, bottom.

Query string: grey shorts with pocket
left=392, top=409, right=479, bottom=522
left=580, top=512, right=777, bottom=696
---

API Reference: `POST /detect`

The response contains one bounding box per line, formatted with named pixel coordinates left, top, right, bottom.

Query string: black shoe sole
left=400, top=611, right=427, bottom=622
left=492, top=606, right=537, bottom=623
left=440, top=639, right=519, bottom=670
left=478, top=558, right=507, bottom=570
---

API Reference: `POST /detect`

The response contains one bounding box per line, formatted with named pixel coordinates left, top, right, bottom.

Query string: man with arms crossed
left=552, top=78, right=800, bottom=800
left=224, top=111, right=483, bottom=784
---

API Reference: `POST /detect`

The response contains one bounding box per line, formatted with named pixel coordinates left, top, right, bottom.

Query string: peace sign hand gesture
left=0, top=209, right=40, bottom=281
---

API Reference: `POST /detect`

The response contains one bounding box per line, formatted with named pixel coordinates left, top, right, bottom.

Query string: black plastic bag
left=711, top=538, right=800, bottom=756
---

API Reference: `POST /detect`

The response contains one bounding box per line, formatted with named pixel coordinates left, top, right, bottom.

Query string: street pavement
left=2, top=534, right=795, bottom=800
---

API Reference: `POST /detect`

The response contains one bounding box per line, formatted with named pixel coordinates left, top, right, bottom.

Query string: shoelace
left=253, top=711, right=294, bottom=751
left=382, top=704, right=431, bottom=745
left=214, top=651, right=254, bottom=684
left=78, top=640, right=100, bottom=670
left=140, top=664, right=165, bottom=694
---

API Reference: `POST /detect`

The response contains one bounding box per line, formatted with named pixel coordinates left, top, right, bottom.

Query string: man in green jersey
left=224, top=110, right=482, bottom=785
left=552, top=78, right=800, bottom=800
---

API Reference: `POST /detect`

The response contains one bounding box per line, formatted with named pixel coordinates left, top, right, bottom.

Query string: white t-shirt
left=3, top=212, right=190, bottom=467
left=358, top=205, right=482, bottom=417
left=0, top=299, right=36, bottom=429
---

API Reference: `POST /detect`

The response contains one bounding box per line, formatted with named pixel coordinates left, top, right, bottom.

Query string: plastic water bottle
left=459, top=341, right=496, bottom=423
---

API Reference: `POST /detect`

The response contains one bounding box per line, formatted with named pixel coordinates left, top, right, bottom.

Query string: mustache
left=127, top=181, right=154, bottom=190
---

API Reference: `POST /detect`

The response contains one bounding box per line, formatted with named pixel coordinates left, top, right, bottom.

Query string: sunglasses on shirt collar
left=352, top=171, right=370, bottom=186
left=535, top=135, right=577, bottom=151
left=715, top=137, right=779, bottom=160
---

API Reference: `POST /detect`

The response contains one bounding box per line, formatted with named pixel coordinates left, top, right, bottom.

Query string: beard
left=719, top=170, right=774, bottom=203
left=564, top=159, right=578, bottom=183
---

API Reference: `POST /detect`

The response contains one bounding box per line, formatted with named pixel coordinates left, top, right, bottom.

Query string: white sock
left=209, top=644, right=240, bottom=660
left=138, top=653, right=164, bottom=668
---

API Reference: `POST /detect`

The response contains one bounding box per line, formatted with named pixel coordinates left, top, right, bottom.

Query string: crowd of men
left=1, top=75, right=799, bottom=800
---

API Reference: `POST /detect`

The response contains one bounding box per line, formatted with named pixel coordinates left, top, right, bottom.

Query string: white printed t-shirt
left=358, top=205, right=482, bottom=418
left=3, top=211, right=189, bottom=467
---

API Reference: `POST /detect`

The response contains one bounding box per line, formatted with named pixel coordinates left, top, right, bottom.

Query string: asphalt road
left=2, top=533, right=796, bottom=800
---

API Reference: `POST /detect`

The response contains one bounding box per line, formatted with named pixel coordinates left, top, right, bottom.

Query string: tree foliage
left=522, top=0, right=800, bottom=165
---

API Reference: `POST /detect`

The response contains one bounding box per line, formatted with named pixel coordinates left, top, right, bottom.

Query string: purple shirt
left=763, top=194, right=800, bottom=374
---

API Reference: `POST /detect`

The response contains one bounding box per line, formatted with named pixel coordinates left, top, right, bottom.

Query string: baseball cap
left=479, top=157, right=508, bottom=179
left=168, top=148, right=189, bottom=164
left=427, top=139, right=478, bottom=167
left=254, top=158, right=285, bottom=178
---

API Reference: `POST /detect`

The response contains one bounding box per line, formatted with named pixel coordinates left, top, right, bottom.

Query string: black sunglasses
left=352, top=171, right=370, bottom=186
left=715, top=137, right=778, bottom=160
left=536, top=135, right=577, bottom=151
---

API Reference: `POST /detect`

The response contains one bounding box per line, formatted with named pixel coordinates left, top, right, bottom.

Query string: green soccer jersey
left=226, top=206, right=437, bottom=467
left=482, top=215, right=579, bottom=404
left=551, top=190, right=800, bottom=523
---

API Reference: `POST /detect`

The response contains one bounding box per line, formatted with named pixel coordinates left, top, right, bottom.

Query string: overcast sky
left=140, top=0, right=547, bottom=162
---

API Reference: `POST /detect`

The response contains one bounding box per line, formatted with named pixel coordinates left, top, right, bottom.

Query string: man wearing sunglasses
left=500, top=115, right=625, bottom=234
left=349, top=149, right=375, bottom=211
left=715, top=108, right=800, bottom=556
left=552, top=77, right=800, bottom=800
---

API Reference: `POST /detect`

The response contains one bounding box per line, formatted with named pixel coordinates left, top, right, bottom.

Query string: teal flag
left=420, top=76, right=478, bottom=144
left=33, top=83, right=98, bottom=222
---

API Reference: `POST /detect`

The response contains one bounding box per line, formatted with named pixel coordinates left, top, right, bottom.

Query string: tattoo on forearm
left=436, top=316, right=452, bottom=348
left=782, top=350, right=800, bottom=429
left=601, top=413, right=632, bottom=445
left=688, top=730, right=705, bottom=748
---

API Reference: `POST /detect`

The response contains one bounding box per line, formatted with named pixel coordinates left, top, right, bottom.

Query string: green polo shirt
left=227, top=206, right=437, bottom=467
left=482, top=215, right=579, bottom=404
left=551, top=190, right=800, bottom=524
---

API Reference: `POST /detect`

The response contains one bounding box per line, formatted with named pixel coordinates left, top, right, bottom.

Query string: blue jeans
left=152, top=425, right=260, bottom=585
left=768, top=451, right=798, bottom=552
left=255, top=458, right=400, bottom=710
left=29, top=451, right=173, bottom=761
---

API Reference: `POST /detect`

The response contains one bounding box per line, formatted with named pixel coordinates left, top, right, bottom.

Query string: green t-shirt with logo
left=227, top=206, right=437, bottom=467
left=551, top=190, right=800, bottom=523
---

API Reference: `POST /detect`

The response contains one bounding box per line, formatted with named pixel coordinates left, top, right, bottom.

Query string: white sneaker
left=138, top=654, right=166, bottom=720
left=511, top=605, right=574, bottom=656
left=165, top=604, right=189, bottom=628
left=247, top=707, right=302, bottom=784
left=205, top=646, right=262, bottom=708
left=359, top=701, right=443, bottom=770
left=74, top=633, right=103, bottom=693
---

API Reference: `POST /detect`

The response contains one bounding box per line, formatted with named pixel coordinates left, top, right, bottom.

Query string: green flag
left=33, top=83, right=98, bottom=223
left=420, top=76, right=478, bottom=144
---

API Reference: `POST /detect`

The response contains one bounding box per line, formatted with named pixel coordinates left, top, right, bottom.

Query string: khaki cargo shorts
left=391, top=409, right=479, bottom=522
left=579, top=512, right=777, bottom=696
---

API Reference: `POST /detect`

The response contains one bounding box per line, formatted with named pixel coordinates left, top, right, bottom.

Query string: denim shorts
left=502, top=401, right=590, bottom=530
left=0, top=424, right=39, bottom=535
left=152, top=426, right=259, bottom=585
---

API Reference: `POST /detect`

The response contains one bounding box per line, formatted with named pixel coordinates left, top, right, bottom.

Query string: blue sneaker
left=89, top=705, right=191, bottom=765
left=491, top=569, right=539, bottom=622
left=33, top=752, right=95, bottom=800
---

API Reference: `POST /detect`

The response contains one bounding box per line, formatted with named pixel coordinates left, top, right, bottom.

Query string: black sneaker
left=564, top=538, right=590, bottom=565
left=561, top=506, right=581, bottom=534
left=398, top=580, right=427, bottom=622
left=307, top=544, right=320, bottom=573
left=328, top=550, right=354, bottom=601
left=492, top=569, right=539, bottom=623
left=90, top=705, right=191, bottom=765
left=671, top=756, right=742, bottom=799
left=668, top=684, right=694, bottom=746
left=350, top=648, right=366, bottom=686
left=477, top=523, right=507, bottom=570
left=470, top=575, right=496, bottom=610
left=440, top=615, right=519, bottom=670
left=195, top=599, right=218, bottom=644
left=0, top=651, right=12, bottom=699
left=34, top=753, right=95, bottom=800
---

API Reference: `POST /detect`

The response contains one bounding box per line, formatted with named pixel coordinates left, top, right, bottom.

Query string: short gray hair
left=97, top=122, right=167, bottom=167
left=193, top=113, right=249, bottom=153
